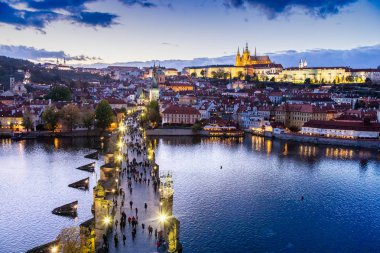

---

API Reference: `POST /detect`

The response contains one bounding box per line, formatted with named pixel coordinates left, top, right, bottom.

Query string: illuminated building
left=235, top=43, right=272, bottom=66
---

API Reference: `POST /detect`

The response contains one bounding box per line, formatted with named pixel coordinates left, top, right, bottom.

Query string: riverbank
left=148, top=127, right=380, bottom=149
left=273, top=133, right=380, bottom=149
left=0, top=129, right=104, bottom=139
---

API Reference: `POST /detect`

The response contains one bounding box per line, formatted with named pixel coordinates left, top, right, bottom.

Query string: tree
left=61, top=104, right=80, bottom=131
left=95, top=100, right=114, bottom=130
left=146, top=101, right=161, bottom=128
left=47, top=86, right=71, bottom=101
left=200, top=69, right=205, bottom=78
left=304, top=78, right=311, bottom=84
left=288, top=126, right=300, bottom=132
left=56, top=227, right=85, bottom=253
left=81, top=108, right=95, bottom=131
left=22, top=110, right=34, bottom=132
left=192, top=121, right=202, bottom=133
left=270, top=77, right=275, bottom=82
left=365, top=77, right=372, bottom=84
left=237, top=71, right=244, bottom=80
left=190, top=72, right=197, bottom=78
left=42, top=106, right=59, bottom=132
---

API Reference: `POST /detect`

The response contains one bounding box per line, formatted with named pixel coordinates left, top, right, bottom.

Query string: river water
left=0, top=136, right=380, bottom=252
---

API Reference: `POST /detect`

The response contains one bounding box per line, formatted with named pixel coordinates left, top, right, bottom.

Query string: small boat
left=52, top=201, right=78, bottom=217
left=68, top=177, right=89, bottom=190
left=84, top=151, right=99, bottom=160
left=76, top=162, right=95, bottom=172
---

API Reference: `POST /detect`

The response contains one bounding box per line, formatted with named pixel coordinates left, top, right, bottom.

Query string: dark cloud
left=71, top=11, right=118, bottom=27
left=0, top=2, right=60, bottom=30
left=224, top=0, right=358, bottom=18
left=119, top=0, right=157, bottom=8
left=0, top=44, right=102, bottom=62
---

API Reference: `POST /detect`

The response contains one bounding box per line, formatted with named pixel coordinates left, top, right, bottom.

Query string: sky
left=0, top=0, right=379, bottom=66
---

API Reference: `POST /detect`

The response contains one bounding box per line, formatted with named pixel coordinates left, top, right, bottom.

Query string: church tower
left=235, top=47, right=242, bottom=66
left=242, top=43, right=251, bottom=66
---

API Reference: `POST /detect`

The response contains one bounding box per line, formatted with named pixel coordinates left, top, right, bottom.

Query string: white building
left=301, top=120, right=380, bottom=139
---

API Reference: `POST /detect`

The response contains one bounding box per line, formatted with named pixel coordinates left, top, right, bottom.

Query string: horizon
left=0, top=0, right=379, bottom=67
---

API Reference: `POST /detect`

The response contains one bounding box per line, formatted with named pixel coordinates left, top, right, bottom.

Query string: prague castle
left=235, top=43, right=272, bottom=67
left=184, top=43, right=280, bottom=79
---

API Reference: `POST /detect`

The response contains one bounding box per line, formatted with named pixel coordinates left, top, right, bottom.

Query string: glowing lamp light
left=159, top=214, right=167, bottom=223
left=119, top=125, right=126, bottom=132
left=103, top=216, right=112, bottom=225
left=117, top=142, right=123, bottom=148
left=112, top=189, right=115, bottom=194
left=116, top=154, right=123, bottom=162
left=115, top=179, right=119, bottom=183
left=50, top=245, right=58, bottom=253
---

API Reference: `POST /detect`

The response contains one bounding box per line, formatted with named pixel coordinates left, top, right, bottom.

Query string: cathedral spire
left=254, top=47, right=257, bottom=57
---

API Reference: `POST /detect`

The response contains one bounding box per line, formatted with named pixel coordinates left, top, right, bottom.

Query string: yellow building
left=275, top=104, right=335, bottom=129
left=235, top=43, right=271, bottom=67
left=276, top=67, right=352, bottom=84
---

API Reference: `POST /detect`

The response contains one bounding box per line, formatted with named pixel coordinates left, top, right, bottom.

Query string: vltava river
left=153, top=136, right=380, bottom=253
left=0, top=136, right=379, bottom=252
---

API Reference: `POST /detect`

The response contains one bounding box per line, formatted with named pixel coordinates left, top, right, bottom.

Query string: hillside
left=0, top=56, right=104, bottom=90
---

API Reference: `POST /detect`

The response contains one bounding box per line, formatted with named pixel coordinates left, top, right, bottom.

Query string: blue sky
left=0, top=0, right=379, bottom=65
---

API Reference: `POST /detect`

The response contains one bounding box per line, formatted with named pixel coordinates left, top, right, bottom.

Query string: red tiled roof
left=303, top=120, right=380, bottom=132
left=162, top=105, right=200, bottom=115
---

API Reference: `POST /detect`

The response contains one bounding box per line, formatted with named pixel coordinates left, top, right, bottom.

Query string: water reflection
left=153, top=135, right=380, bottom=253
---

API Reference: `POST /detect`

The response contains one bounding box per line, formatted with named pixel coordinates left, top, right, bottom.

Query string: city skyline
left=0, top=0, right=379, bottom=65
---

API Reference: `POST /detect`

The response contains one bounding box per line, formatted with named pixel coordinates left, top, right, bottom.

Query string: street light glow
left=159, top=214, right=167, bottom=223
left=103, top=216, right=112, bottom=225
left=119, top=125, right=126, bottom=132
left=50, top=245, right=58, bottom=253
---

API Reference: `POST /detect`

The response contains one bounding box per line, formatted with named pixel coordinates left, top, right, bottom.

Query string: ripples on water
left=153, top=136, right=380, bottom=253
left=0, top=136, right=380, bottom=252
left=0, top=138, right=107, bottom=253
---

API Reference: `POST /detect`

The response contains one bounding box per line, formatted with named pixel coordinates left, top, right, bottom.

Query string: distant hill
left=0, top=56, right=34, bottom=89
left=0, top=56, right=104, bottom=89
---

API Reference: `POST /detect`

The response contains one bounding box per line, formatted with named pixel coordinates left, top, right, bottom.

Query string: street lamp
left=119, top=125, right=126, bottom=132
left=50, top=245, right=58, bottom=253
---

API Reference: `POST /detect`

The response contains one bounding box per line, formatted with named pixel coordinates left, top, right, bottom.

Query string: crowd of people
left=100, top=114, right=167, bottom=252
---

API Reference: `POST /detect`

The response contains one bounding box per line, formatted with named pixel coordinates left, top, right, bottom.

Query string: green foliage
left=145, top=101, right=161, bottom=128
left=95, top=100, right=114, bottom=130
left=270, top=77, right=275, bottom=82
left=22, top=111, right=34, bottom=132
left=192, top=121, right=202, bottom=133
left=47, top=86, right=71, bottom=101
left=190, top=72, right=197, bottom=78
left=0, top=56, right=33, bottom=89
left=82, top=108, right=95, bottom=130
left=365, top=77, right=372, bottom=84
left=304, top=78, right=311, bottom=84
left=200, top=69, right=205, bottom=78
left=61, top=104, right=80, bottom=131
left=288, top=126, right=300, bottom=132
left=42, top=106, right=59, bottom=132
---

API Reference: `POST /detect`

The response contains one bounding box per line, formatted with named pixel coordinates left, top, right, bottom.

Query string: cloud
left=71, top=11, right=118, bottom=27
left=119, top=0, right=157, bottom=8
left=224, top=0, right=358, bottom=18
left=0, top=44, right=102, bottom=62
left=0, top=0, right=119, bottom=30
left=0, top=1, right=60, bottom=31
left=161, top=42, right=179, bottom=47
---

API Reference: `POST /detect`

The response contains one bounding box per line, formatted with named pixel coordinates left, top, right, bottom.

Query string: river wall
left=0, top=129, right=102, bottom=139
left=146, top=128, right=209, bottom=136
left=273, top=133, right=380, bottom=149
